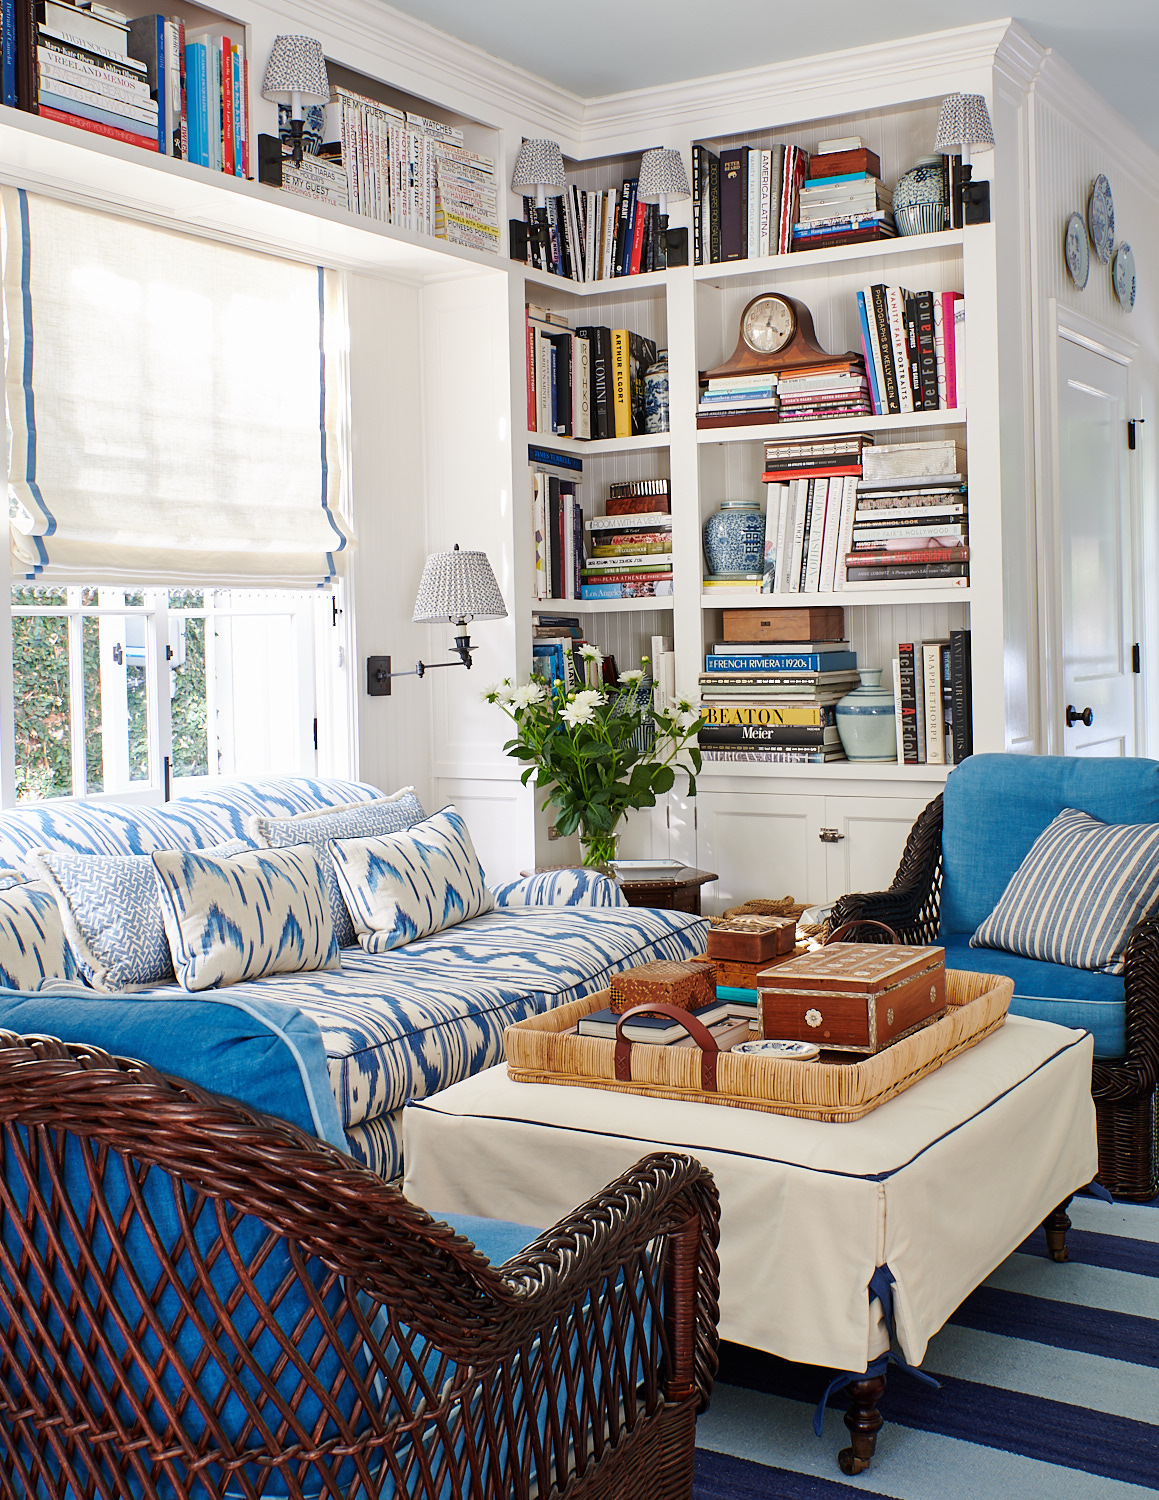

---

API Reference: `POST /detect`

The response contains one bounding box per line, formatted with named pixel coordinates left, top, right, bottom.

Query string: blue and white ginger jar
left=703, top=500, right=764, bottom=576
left=644, top=352, right=670, bottom=434
left=835, top=668, right=897, bottom=762
left=893, top=156, right=948, bottom=236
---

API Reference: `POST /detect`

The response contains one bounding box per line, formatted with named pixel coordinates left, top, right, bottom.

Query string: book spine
left=525, top=311, right=536, bottom=431
left=942, top=292, right=962, bottom=408
left=38, top=51, right=150, bottom=107
left=231, top=44, right=242, bottom=177
left=36, top=101, right=156, bottom=146
left=832, top=477, right=857, bottom=592
left=771, top=481, right=792, bottom=594
left=941, top=643, right=954, bottom=764
left=174, top=19, right=187, bottom=160
left=698, top=725, right=833, bottom=746
left=36, top=86, right=156, bottom=132
left=531, top=472, right=546, bottom=600
left=3, top=0, right=16, bottom=107
left=870, top=285, right=899, bottom=414
left=629, top=186, right=646, bottom=274
left=574, top=334, right=591, bottom=440
left=614, top=179, right=630, bottom=276
left=580, top=580, right=673, bottom=599
left=915, top=290, right=939, bottom=409
left=897, top=642, right=919, bottom=763
left=845, top=562, right=968, bottom=581
left=610, top=329, right=632, bottom=439
left=14, top=0, right=35, bottom=111
left=802, top=478, right=830, bottom=593
left=954, top=301, right=967, bottom=409
left=783, top=480, right=805, bottom=594
left=933, top=296, right=947, bottom=407
left=719, top=147, right=746, bottom=261
left=855, top=291, right=881, bottom=415
left=904, top=293, right=923, bottom=411
left=761, top=482, right=784, bottom=593
left=818, top=476, right=845, bottom=592
left=747, top=147, right=762, bottom=258
left=700, top=704, right=832, bottom=726
left=692, top=145, right=703, bottom=265
left=548, top=477, right=562, bottom=600
left=922, top=643, right=946, bottom=764
left=708, top=151, right=721, bottom=264
left=892, top=658, right=905, bottom=765
left=885, top=287, right=914, bottom=413
left=950, top=628, right=972, bottom=762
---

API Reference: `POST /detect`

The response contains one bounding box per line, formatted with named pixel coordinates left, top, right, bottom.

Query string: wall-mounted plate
left=1064, top=212, right=1089, bottom=289
left=1087, top=174, right=1115, bottom=264
left=1113, top=241, right=1136, bottom=309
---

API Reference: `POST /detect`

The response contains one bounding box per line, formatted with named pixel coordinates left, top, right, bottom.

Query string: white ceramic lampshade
left=637, top=148, right=690, bottom=206
left=412, top=546, right=507, bottom=624
left=934, top=93, right=994, bottom=162
left=511, top=138, right=566, bottom=197
left=261, top=35, right=330, bottom=105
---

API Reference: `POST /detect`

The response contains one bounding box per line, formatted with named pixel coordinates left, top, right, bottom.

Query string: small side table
left=522, top=865, right=717, bottom=916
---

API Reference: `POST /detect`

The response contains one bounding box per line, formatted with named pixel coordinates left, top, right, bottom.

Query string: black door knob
left=1066, top=704, right=1094, bottom=728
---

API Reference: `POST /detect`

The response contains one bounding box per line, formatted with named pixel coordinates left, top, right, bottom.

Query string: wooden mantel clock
left=702, top=292, right=856, bottom=380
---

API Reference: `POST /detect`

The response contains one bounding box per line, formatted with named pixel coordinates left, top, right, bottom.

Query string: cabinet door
left=820, top=794, right=933, bottom=904
left=693, top=790, right=827, bottom=915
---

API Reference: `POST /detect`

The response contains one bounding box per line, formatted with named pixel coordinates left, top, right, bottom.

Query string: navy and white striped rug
left=694, top=1194, right=1159, bottom=1498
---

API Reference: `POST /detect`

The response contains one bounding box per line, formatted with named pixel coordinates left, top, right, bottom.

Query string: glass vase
left=579, top=827, right=620, bottom=870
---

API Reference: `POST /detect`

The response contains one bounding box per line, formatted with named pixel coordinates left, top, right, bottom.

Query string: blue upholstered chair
left=829, top=754, right=1159, bottom=1200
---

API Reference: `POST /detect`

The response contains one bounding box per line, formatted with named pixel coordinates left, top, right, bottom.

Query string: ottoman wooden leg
left=838, top=1372, right=886, bottom=1474
left=1043, top=1196, right=1073, bottom=1263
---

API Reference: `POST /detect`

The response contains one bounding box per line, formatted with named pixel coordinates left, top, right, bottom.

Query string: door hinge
left=1133, top=643, right=1142, bottom=674
left=313, top=717, right=319, bottom=750
left=332, top=596, right=341, bottom=626
left=820, top=827, right=845, bottom=843
left=1128, top=418, right=1145, bottom=450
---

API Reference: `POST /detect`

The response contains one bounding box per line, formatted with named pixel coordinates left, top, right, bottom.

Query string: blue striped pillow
left=970, top=807, right=1159, bottom=974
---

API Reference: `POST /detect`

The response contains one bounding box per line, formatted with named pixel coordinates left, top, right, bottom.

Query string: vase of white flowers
left=486, top=648, right=702, bottom=869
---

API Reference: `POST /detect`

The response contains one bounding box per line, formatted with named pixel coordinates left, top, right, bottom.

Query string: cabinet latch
left=819, top=827, right=845, bottom=843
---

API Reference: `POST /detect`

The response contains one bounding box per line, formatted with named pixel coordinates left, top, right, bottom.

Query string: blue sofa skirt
left=942, top=933, right=1125, bottom=1060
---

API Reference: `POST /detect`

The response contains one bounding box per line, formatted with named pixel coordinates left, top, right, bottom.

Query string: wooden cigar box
left=721, top=606, right=845, bottom=643
left=706, top=916, right=797, bottom=964
left=608, top=958, right=717, bottom=1015
left=708, top=946, right=809, bottom=990
left=758, top=943, right=946, bottom=1053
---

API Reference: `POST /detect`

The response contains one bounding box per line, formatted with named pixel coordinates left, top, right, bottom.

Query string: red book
left=846, top=546, right=968, bottom=566
left=38, top=105, right=160, bottom=151
left=698, top=411, right=779, bottom=430
left=941, top=291, right=964, bottom=408
left=629, top=199, right=646, bottom=274
left=762, top=464, right=862, bottom=481
left=220, top=36, right=235, bottom=175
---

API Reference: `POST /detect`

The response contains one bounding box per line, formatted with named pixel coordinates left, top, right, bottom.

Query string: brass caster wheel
left=838, top=1448, right=872, bottom=1475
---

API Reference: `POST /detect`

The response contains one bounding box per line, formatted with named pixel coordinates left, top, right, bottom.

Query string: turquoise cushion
left=943, top=933, right=1125, bottom=1059
left=441, top=1211, right=541, bottom=1265
left=941, top=754, right=1159, bottom=935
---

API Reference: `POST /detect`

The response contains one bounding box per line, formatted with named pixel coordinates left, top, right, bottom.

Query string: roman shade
left=1, top=187, right=352, bottom=587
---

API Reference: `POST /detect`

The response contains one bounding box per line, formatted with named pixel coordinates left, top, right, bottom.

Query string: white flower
left=510, top=682, right=547, bottom=708
left=619, top=669, right=645, bottom=685
left=579, top=643, right=603, bottom=662
left=572, top=688, right=605, bottom=710
left=561, top=699, right=597, bottom=727
left=674, top=707, right=700, bottom=731
left=485, top=680, right=514, bottom=705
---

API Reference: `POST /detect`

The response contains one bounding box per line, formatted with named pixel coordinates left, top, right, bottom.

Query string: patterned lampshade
left=511, top=138, right=566, bottom=192
left=412, top=546, right=508, bottom=624
left=934, top=93, right=995, bottom=153
left=637, top=148, right=690, bottom=205
left=261, top=35, right=330, bottom=104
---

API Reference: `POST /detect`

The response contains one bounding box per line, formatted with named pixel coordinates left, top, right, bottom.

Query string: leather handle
left=613, top=1002, right=720, bottom=1092
left=825, top=919, right=900, bottom=946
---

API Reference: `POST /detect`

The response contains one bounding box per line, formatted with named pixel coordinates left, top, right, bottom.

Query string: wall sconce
left=637, top=148, right=691, bottom=267
left=261, top=35, right=330, bottom=166
left=511, top=139, right=566, bottom=261
left=935, top=93, right=994, bottom=226
left=367, top=545, right=507, bottom=696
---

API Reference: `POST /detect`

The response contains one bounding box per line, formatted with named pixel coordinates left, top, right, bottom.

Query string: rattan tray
left=505, top=970, right=1013, bottom=1122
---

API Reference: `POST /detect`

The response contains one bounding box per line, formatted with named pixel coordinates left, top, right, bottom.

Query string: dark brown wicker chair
left=829, top=794, right=1159, bottom=1201
left=0, top=1031, right=721, bottom=1499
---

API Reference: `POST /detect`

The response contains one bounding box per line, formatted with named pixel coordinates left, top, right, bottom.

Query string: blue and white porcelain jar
left=644, top=351, right=669, bottom=433
left=893, top=156, right=948, bottom=236
left=703, top=500, right=764, bottom=576
left=835, top=668, right=897, bottom=762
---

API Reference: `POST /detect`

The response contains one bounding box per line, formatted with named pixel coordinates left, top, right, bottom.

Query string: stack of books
left=531, top=459, right=583, bottom=601
left=760, top=436, right=872, bottom=595
left=327, top=92, right=498, bottom=248
left=791, top=138, right=895, bottom=252
left=892, top=631, right=973, bottom=765
left=36, top=1, right=161, bottom=153
left=776, top=359, right=872, bottom=422
left=525, top=308, right=657, bottom=440
left=843, top=440, right=968, bottom=589
left=691, top=141, right=809, bottom=264
left=523, top=180, right=664, bottom=281
left=581, top=510, right=673, bottom=600
left=280, top=154, right=349, bottom=210
left=855, top=286, right=965, bottom=415
left=533, top=614, right=587, bottom=689
left=697, top=642, right=858, bottom=764
left=696, top=374, right=779, bottom=429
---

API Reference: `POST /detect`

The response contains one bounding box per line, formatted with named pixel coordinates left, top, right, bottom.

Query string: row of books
left=756, top=436, right=868, bottom=596
left=581, top=511, right=672, bottom=601
left=894, top=632, right=973, bottom=765
left=790, top=144, right=895, bottom=253
left=531, top=475, right=675, bottom=602
left=849, top=440, right=968, bottom=585
left=857, top=286, right=966, bottom=415
left=525, top=305, right=659, bottom=440
left=698, top=639, right=858, bottom=764
left=320, top=89, right=499, bottom=250
left=521, top=181, right=666, bottom=281
left=696, top=357, right=871, bottom=431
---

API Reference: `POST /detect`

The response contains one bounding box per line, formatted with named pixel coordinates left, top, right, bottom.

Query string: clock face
left=742, top=295, right=796, bottom=355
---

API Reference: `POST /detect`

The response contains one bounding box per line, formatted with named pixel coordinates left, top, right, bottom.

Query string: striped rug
left=693, top=1193, right=1159, bottom=1498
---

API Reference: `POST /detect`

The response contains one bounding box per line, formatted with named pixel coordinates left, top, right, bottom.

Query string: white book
left=585, top=191, right=599, bottom=283
left=819, top=476, right=848, bottom=592
left=38, top=73, right=157, bottom=124
left=758, top=150, right=772, bottom=258
left=562, top=491, right=575, bottom=599
left=954, top=301, right=967, bottom=409
left=833, top=477, right=858, bottom=592
left=922, top=641, right=947, bottom=764
left=911, top=647, right=927, bottom=761
left=747, top=151, right=762, bottom=259
left=772, top=481, right=793, bottom=595
left=893, top=658, right=905, bottom=764
left=761, top=482, right=785, bottom=592
left=786, top=479, right=811, bottom=594
left=861, top=286, right=889, bottom=413
left=532, top=473, right=548, bottom=600
left=803, top=479, right=831, bottom=593
left=536, top=329, right=552, bottom=435
left=818, top=135, right=863, bottom=153
left=587, top=512, right=671, bottom=530
left=885, top=287, right=914, bottom=413
left=38, top=47, right=150, bottom=100
left=852, top=521, right=966, bottom=542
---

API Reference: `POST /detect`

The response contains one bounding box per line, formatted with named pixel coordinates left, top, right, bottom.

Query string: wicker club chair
left=0, top=1032, right=721, bottom=1500
left=829, top=790, right=1159, bottom=1201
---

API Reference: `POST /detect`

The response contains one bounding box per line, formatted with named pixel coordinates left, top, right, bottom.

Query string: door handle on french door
left=1066, top=705, right=1094, bottom=728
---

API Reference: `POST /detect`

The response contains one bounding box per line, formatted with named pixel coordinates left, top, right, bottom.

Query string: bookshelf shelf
left=692, top=229, right=963, bottom=286
left=524, top=430, right=671, bottom=457
left=0, top=106, right=503, bottom=285
left=535, top=596, right=673, bottom=614
left=695, top=409, right=966, bottom=445
left=522, top=264, right=674, bottom=301
left=699, top=588, right=972, bottom=609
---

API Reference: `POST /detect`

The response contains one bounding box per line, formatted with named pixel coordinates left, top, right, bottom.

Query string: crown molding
left=1027, top=46, right=1159, bottom=193
left=991, top=18, right=1048, bottom=95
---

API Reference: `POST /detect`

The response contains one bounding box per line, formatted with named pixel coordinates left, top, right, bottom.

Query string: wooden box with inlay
left=758, top=944, right=946, bottom=1053
left=706, top=915, right=797, bottom=964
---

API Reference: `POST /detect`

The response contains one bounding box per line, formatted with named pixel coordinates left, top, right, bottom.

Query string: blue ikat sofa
left=0, top=777, right=708, bottom=1178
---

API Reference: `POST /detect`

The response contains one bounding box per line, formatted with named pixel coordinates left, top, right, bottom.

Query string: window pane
left=12, top=612, right=71, bottom=801
left=12, top=585, right=68, bottom=609
left=170, top=615, right=208, bottom=778
left=83, top=615, right=103, bottom=795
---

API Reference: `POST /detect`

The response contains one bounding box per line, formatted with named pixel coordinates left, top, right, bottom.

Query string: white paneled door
left=1057, top=334, right=1136, bottom=757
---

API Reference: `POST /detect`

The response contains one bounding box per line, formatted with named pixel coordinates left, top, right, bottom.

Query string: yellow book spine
left=699, top=703, right=825, bottom=726
left=611, top=329, right=632, bottom=438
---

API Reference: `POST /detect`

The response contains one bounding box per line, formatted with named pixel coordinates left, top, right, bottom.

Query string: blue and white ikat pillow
left=0, top=881, right=78, bottom=990
left=245, top=789, right=426, bottom=948
left=328, top=806, right=494, bottom=953
left=152, top=844, right=340, bottom=992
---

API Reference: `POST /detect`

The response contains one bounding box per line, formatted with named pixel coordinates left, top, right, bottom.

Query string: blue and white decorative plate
left=1113, top=241, right=1136, bottom=310
left=732, top=1039, right=820, bottom=1061
left=1064, top=212, right=1089, bottom=290
left=1087, top=174, right=1115, bottom=264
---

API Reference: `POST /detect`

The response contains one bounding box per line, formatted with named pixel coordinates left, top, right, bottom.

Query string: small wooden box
left=606, top=493, right=671, bottom=516
left=706, top=916, right=797, bottom=964
left=608, top=959, right=717, bottom=1014
left=707, top=947, right=809, bottom=991
left=758, top=944, right=946, bottom=1053
left=721, top=606, right=845, bottom=643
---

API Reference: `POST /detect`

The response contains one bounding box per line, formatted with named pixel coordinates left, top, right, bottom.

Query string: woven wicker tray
left=505, top=970, right=1013, bottom=1123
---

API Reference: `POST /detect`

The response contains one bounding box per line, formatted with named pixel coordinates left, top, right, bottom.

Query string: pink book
left=941, top=291, right=964, bottom=408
